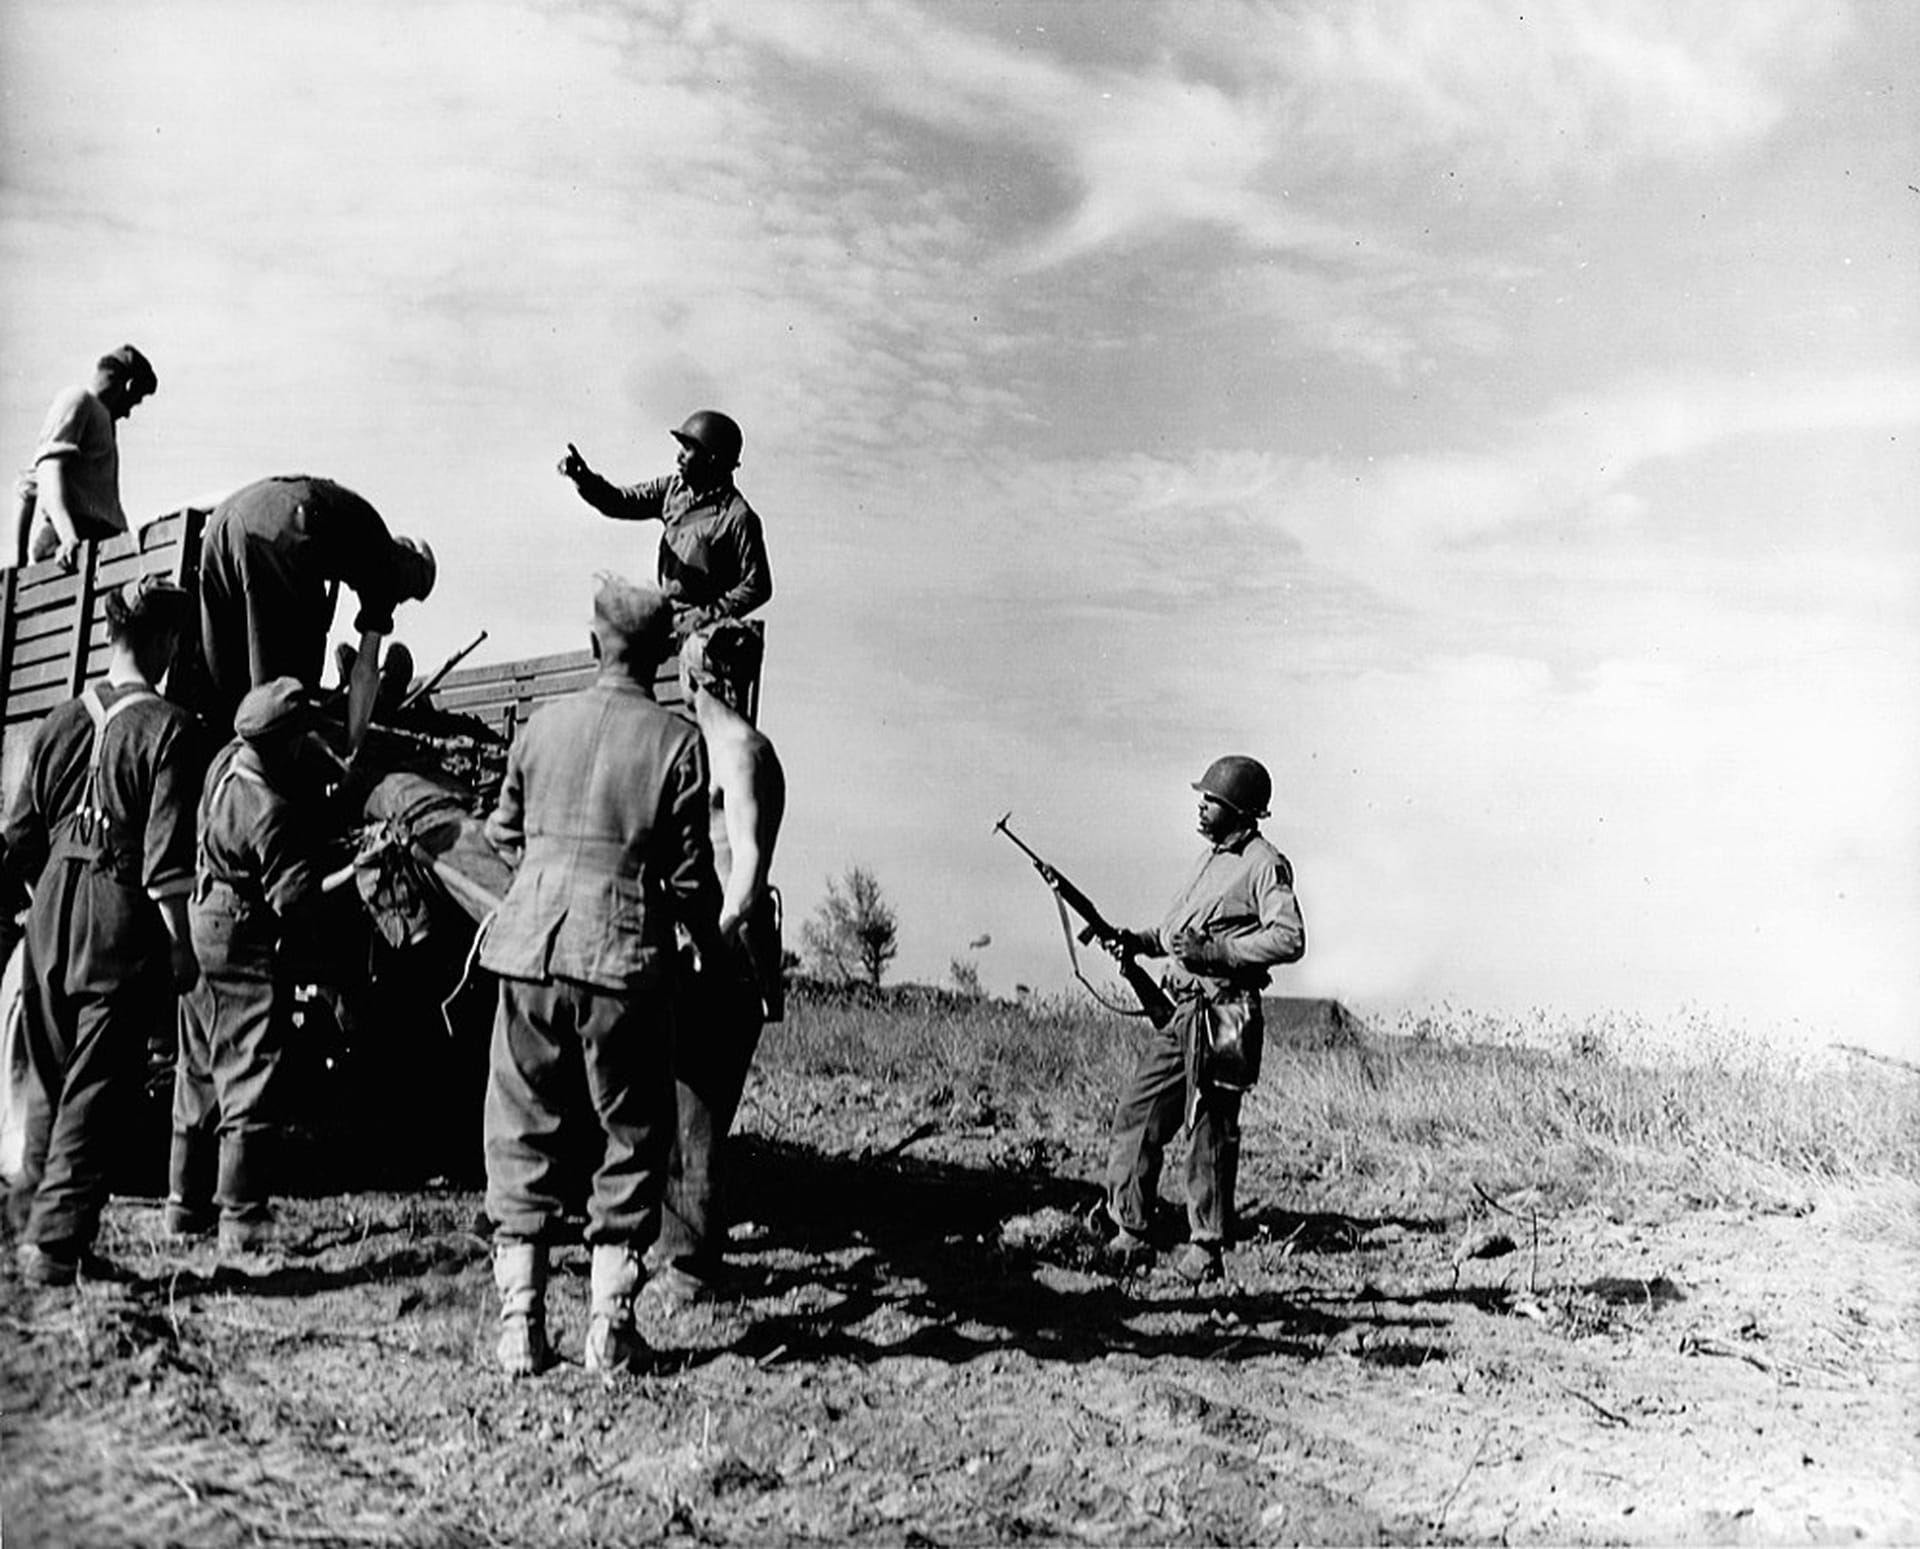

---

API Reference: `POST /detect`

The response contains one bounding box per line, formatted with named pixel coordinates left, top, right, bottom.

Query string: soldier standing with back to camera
left=1091, top=756, right=1306, bottom=1285
left=479, top=574, right=721, bottom=1378
left=0, top=578, right=204, bottom=1287
left=167, top=677, right=338, bottom=1257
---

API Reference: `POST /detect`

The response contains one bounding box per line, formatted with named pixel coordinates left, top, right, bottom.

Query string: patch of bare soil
left=4, top=1073, right=1915, bottom=1546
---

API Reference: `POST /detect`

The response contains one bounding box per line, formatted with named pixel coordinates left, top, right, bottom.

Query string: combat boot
left=492, top=1239, right=552, bottom=1377
left=583, top=1243, right=645, bottom=1375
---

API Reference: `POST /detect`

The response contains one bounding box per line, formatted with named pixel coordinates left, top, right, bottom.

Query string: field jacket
left=189, top=740, right=326, bottom=978
left=577, top=472, right=771, bottom=621
left=1153, top=831, right=1305, bottom=1000
left=480, top=674, right=718, bottom=992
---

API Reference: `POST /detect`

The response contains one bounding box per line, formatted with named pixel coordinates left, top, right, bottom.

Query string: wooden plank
left=11, top=622, right=82, bottom=667
left=167, top=509, right=202, bottom=590
left=0, top=510, right=203, bottom=799
left=11, top=576, right=83, bottom=617
left=7, top=657, right=77, bottom=691
left=13, top=606, right=88, bottom=647
left=4, top=681, right=77, bottom=721
left=63, top=544, right=100, bottom=699
left=0, top=568, right=14, bottom=699
left=438, top=648, right=595, bottom=689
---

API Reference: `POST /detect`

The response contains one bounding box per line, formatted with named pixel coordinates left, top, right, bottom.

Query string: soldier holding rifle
left=1003, top=754, right=1305, bottom=1285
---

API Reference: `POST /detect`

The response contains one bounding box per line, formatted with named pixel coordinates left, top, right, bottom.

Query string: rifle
left=994, top=814, right=1174, bottom=1028
left=400, top=629, right=489, bottom=713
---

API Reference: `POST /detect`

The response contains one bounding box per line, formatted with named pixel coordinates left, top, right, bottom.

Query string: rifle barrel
left=402, top=629, right=489, bottom=712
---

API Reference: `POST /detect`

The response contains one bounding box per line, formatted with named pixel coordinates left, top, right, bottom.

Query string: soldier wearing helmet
left=557, top=410, right=772, bottom=638
left=1087, top=754, right=1306, bottom=1286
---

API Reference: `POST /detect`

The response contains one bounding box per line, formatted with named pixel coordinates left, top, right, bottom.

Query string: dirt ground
left=4, top=1070, right=1916, bottom=1547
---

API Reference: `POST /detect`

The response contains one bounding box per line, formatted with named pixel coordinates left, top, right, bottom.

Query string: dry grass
left=766, top=987, right=1920, bottom=1208
left=767, top=983, right=1131, bottom=1105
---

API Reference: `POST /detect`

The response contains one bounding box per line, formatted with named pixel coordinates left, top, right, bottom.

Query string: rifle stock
left=994, top=814, right=1175, bottom=1028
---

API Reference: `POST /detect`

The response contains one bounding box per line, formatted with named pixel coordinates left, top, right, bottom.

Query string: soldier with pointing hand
left=558, top=410, right=772, bottom=639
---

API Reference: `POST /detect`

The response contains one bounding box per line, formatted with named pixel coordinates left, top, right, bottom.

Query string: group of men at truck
left=3, top=349, right=787, bottom=1372
left=5, top=341, right=1309, bottom=1374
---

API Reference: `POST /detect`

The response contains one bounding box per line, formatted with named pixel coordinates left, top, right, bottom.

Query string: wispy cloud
left=4, top=0, right=1913, bottom=1049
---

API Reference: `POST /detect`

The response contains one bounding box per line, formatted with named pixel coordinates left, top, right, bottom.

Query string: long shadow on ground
left=663, top=1134, right=1451, bottom=1371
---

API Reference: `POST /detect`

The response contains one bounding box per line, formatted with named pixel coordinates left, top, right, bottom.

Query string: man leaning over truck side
left=648, top=619, right=787, bottom=1308
left=9, top=345, right=159, bottom=571
left=557, top=410, right=771, bottom=639
left=1087, top=755, right=1306, bottom=1287
left=479, top=573, right=722, bottom=1378
left=197, top=475, right=437, bottom=754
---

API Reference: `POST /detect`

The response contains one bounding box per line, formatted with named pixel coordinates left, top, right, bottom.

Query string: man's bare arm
left=34, top=458, right=82, bottom=562
left=715, top=731, right=786, bottom=939
left=344, top=628, right=387, bottom=753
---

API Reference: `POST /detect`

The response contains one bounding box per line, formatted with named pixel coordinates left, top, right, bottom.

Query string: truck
left=0, top=508, right=765, bottom=1185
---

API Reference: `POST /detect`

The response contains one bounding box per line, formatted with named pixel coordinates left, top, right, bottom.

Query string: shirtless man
left=649, top=619, right=786, bottom=1304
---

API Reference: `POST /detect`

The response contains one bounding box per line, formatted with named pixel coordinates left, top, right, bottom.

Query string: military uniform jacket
left=1153, top=831, right=1306, bottom=1000
left=0, top=680, right=203, bottom=990
left=480, top=675, right=719, bottom=991
left=189, top=740, right=325, bottom=978
left=585, top=473, right=771, bottom=620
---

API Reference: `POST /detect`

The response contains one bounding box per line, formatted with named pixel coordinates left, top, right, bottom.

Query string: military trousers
left=7, top=868, right=166, bottom=1254
left=483, top=974, right=675, bottom=1246
left=170, top=969, right=287, bottom=1226
left=1104, top=999, right=1243, bottom=1246
left=653, top=966, right=763, bottom=1281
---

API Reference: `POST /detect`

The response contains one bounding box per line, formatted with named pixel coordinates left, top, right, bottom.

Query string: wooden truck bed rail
left=1, top=510, right=762, bottom=805
left=1, top=509, right=204, bottom=802
left=430, top=627, right=761, bottom=749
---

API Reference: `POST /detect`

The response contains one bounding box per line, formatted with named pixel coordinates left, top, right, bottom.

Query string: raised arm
left=557, top=445, right=667, bottom=524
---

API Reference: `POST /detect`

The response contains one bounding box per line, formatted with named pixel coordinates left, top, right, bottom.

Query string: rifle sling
left=1050, top=889, right=1148, bottom=1020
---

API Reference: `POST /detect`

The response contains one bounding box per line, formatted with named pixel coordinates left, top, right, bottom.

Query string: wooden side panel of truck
left=0, top=508, right=758, bottom=806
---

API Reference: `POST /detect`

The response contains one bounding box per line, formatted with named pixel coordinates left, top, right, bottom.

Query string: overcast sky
left=4, top=0, right=1915, bottom=1056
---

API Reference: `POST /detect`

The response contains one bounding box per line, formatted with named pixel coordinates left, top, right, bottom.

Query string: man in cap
left=1088, top=755, right=1306, bottom=1286
left=647, top=619, right=786, bottom=1307
left=9, top=345, right=159, bottom=571
left=0, top=577, right=205, bottom=1286
left=197, top=475, right=437, bottom=752
left=167, top=677, right=338, bottom=1255
left=479, top=573, right=722, bottom=1377
left=557, top=410, right=771, bottom=637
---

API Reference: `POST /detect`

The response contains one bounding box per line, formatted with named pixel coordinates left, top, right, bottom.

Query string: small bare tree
left=948, top=957, right=984, bottom=999
left=801, top=866, right=899, bottom=989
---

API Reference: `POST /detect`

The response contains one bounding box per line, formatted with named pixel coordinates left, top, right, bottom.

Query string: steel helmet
left=1192, top=755, right=1271, bottom=818
left=671, top=409, right=743, bottom=468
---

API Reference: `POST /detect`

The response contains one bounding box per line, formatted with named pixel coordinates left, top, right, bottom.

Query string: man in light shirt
left=10, top=346, right=158, bottom=571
